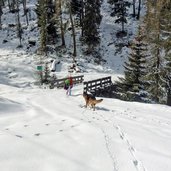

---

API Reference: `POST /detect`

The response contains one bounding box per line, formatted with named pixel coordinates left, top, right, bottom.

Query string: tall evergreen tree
left=69, top=1, right=77, bottom=59
left=55, top=0, right=65, bottom=46
left=144, top=0, right=171, bottom=103
left=109, top=0, right=131, bottom=35
left=82, top=0, right=102, bottom=52
left=162, top=1, right=171, bottom=105
left=36, top=0, right=48, bottom=54
left=117, top=27, right=148, bottom=101
left=46, top=0, right=57, bottom=44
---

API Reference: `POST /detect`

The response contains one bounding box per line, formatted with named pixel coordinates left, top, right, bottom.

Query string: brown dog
left=83, top=92, right=103, bottom=111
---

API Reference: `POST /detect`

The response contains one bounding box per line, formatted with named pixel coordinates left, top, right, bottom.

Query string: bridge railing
left=50, top=75, right=84, bottom=89
left=83, top=76, right=113, bottom=94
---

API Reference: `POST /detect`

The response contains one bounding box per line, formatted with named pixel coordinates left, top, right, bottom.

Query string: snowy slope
left=0, top=83, right=171, bottom=171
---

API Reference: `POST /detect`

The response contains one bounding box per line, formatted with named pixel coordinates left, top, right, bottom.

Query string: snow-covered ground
left=0, top=0, right=171, bottom=171
left=1, top=82, right=171, bottom=171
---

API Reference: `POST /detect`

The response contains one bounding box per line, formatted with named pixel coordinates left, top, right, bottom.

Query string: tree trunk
left=132, top=0, right=136, bottom=17
left=155, top=32, right=161, bottom=103
left=137, top=0, right=141, bottom=20
left=16, top=0, right=22, bottom=47
left=59, top=0, right=65, bottom=46
left=22, top=0, right=29, bottom=25
left=80, top=0, right=84, bottom=37
left=167, top=80, right=171, bottom=106
left=0, top=2, right=2, bottom=29
left=69, top=2, right=76, bottom=60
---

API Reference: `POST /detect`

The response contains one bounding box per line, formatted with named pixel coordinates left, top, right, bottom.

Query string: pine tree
left=55, top=0, right=65, bottom=46
left=162, top=1, right=171, bottom=105
left=69, top=2, right=77, bottom=59
left=109, top=0, right=131, bottom=36
left=117, top=27, right=148, bottom=102
left=43, top=63, right=51, bottom=84
left=46, top=0, right=57, bottom=44
left=36, top=0, right=48, bottom=54
left=144, top=0, right=171, bottom=103
left=82, top=0, right=102, bottom=52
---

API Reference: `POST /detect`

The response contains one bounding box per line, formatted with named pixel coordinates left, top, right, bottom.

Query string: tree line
left=117, top=0, right=171, bottom=105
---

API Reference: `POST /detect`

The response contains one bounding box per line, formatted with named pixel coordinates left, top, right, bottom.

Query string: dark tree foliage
left=82, top=0, right=102, bottom=51
left=109, top=0, right=131, bottom=34
left=71, top=0, right=83, bottom=28
left=46, top=0, right=57, bottom=44
left=71, top=0, right=82, bottom=14
left=117, top=28, right=148, bottom=102
left=36, top=0, right=57, bottom=48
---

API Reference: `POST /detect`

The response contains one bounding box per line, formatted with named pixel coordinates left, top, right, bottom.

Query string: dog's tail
left=95, top=99, right=103, bottom=104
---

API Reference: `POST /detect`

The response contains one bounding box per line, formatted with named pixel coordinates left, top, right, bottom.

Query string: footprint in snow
left=15, top=135, right=23, bottom=138
left=133, top=160, right=138, bottom=166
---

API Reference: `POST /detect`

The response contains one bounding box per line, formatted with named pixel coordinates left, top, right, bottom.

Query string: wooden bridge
left=83, top=76, right=119, bottom=98
left=49, top=75, right=84, bottom=89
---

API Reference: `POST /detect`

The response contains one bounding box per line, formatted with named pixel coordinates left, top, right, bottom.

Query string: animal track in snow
left=114, top=125, right=146, bottom=171
left=15, top=135, right=23, bottom=138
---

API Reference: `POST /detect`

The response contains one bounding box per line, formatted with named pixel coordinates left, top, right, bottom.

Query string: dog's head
left=83, top=92, right=96, bottom=99
left=83, top=92, right=87, bottom=98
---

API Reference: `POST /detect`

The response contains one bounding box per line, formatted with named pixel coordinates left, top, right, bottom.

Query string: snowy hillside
left=0, top=0, right=145, bottom=87
left=0, top=0, right=171, bottom=171
left=0, top=82, right=171, bottom=171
